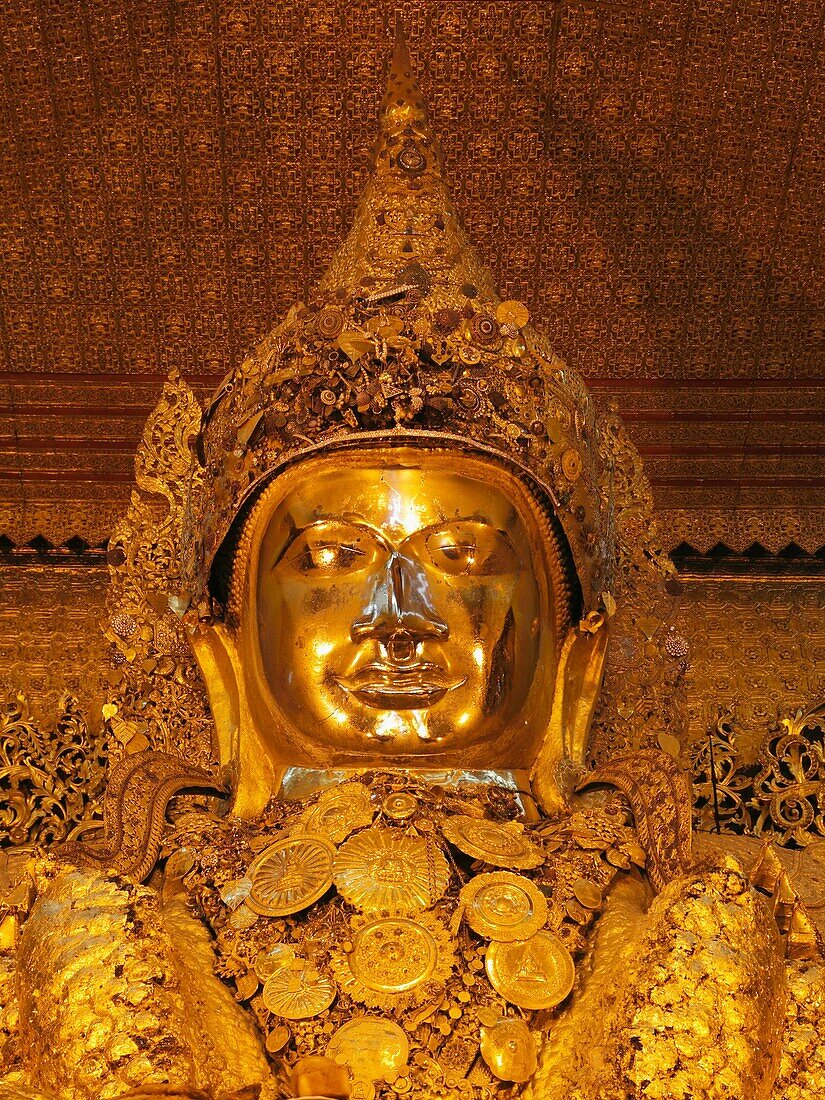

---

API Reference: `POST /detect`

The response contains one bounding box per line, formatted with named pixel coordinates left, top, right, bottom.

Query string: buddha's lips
left=335, top=663, right=465, bottom=710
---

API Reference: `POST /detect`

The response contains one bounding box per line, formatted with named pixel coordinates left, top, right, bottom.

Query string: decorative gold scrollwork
left=0, top=692, right=107, bottom=848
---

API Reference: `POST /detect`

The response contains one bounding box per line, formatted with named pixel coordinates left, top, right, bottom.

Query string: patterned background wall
left=0, top=0, right=823, bottom=553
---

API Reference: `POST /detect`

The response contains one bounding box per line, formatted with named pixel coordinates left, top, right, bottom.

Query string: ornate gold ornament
left=459, top=872, right=548, bottom=942
left=325, top=1017, right=410, bottom=1083
left=247, top=835, right=335, bottom=917
left=479, top=1017, right=538, bottom=1083
left=331, top=911, right=455, bottom=1013
left=300, top=782, right=376, bottom=844
left=333, top=828, right=450, bottom=914
left=262, top=962, right=337, bottom=1019
left=484, top=931, right=575, bottom=1011
left=441, top=816, right=544, bottom=870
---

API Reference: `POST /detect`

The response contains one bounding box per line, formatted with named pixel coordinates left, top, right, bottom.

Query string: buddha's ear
left=530, top=618, right=609, bottom=816
left=188, top=624, right=279, bottom=817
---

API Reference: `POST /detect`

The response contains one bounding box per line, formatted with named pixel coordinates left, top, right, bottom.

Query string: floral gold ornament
left=246, top=835, right=335, bottom=916
left=325, top=1017, right=410, bottom=1083
left=301, top=782, right=376, bottom=844
left=485, top=931, right=575, bottom=1010
left=561, top=448, right=582, bottom=482
left=331, top=912, right=456, bottom=1012
left=262, top=963, right=337, bottom=1019
left=334, top=828, right=450, bottom=914
left=495, top=300, right=530, bottom=329
left=480, top=1017, right=538, bottom=1082
left=459, top=872, right=548, bottom=942
left=441, top=816, right=544, bottom=870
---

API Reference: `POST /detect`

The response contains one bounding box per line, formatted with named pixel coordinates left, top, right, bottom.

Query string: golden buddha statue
left=1, top=26, right=821, bottom=1100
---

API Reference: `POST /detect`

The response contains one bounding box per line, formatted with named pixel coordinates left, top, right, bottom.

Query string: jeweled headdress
left=103, top=28, right=685, bottom=796
left=182, top=27, right=608, bottom=615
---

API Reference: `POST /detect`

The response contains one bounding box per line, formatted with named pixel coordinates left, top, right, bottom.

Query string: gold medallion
left=382, top=791, right=418, bottom=821
left=247, top=835, right=334, bottom=916
left=326, top=1017, right=410, bottom=1082
left=334, top=828, right=450, bottom=914
left=495, top=299, right=530, bottom=328
left=441, top=815, right=544, bottom=869
left=572, top=877, right=603, bottom=910
left=301, top=782, right=376, bottom=844
left=485, top=931, right=575, bottom=1010
left=460, top=871, right=548, bottom=942
left=330, top=913, right=455, bottom=1011
left=480, top=1017, right=538, bottom=1082
left=262, top=964, right=336, bottom=1019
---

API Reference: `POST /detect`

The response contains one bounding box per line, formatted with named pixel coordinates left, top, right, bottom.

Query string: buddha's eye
left=418, top=522, right=520, bottom=577
left=277, top=521, right=385, bottom=577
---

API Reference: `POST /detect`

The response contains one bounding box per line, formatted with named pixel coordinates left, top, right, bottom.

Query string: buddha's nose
left=351, top=551, right=449, bottom=658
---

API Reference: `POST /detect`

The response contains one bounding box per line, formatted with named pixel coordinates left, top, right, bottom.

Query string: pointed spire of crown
left=318, top=19, right=498, bottom=305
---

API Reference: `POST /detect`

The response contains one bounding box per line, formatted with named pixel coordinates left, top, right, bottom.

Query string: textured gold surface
left=0, top=2, right=823, bottom=551
left=0, top=22, right=823, bottom=1100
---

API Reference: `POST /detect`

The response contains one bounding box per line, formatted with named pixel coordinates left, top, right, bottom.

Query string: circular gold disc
left=349, top=918, right=439, bottom=993
left=442, top=815, right=544, bottom=869
left=326, top=1017, right=410, bottom=1083
left=480, top=1017, right=538, bottom=1082
left=495, top=299, right=530, bottom=328
left=561, top=448, right=582, bottom=482
left=572, top=877, right=603, bottom=910
left=247, top=835, right=334, bottom=916
left=382, top=791, right=418, bottom=821
left=485, top=931, right=575, bottom=1010
left=460, top=871, right=548, bottom=942
left=262, top=966, right=336, bottom=1019
left=334, top=828, right=450, bottom=914
left=302, top=783, right=375, bottom=845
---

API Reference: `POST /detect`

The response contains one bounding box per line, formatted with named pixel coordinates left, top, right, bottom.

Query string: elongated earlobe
left=529, top=620, right=608, bottom=815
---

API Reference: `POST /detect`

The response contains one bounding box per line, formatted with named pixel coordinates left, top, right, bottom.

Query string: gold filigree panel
left=676, top=579, right=825, bottom=759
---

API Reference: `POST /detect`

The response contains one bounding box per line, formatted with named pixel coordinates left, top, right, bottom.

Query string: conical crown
left=184, top=28, right=608, bottom=614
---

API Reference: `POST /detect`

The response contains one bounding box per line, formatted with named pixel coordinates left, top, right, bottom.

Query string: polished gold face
left=245, top=448, right=556, bottom=767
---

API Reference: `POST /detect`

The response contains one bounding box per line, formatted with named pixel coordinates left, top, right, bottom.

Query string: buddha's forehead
left=260, top=448, right=533, bottom=540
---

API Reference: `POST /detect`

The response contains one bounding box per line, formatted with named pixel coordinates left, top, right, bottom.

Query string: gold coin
left=247, top=835, right=335, bottom=917
left=485, top=931, right=575, bottom=1011
left=349, top=918, right=439, bottom=993
left=565, top=898, right=589, bottom=924
left=302, top=783, right=375, bottom=845
left=350, top=1081, right=376, bottom=1100
left=382, top=791, right=418, bottom=821
left=442, top=816, right=544, bottom=870
left=480, top=1017, right=537, bottom=1082
left=266, top=1024, right=291, bottom=1053
left=572, top=877, right=602, bottom=910
left=334, top=828, right=450, bottom=914
left=495, top=299, right=530, bottom=328
left=460, top=872, right=548, bottom=942
left=326, top=1017, right=410, bottom=1083
left=262, top=965, right=336, bottom=1019
left=561, top=448, right=582, bottom=482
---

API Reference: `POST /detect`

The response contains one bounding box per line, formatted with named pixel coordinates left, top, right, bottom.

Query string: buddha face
left=240, top=448, right=558, bottom=767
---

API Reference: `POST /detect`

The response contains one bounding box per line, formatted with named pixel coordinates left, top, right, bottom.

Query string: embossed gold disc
left=326, top=1017, right=410, bottom=1082
left=334, top=828, right=450, bottom=914
left=349, top=918, right=439, bottom=993
left=247, top=835, right=335, bottom=916
left=262, top=965, right=337, bottom=1019
left=302, top=782, right=375, bottom=844
left=441, top=815, right=544, bottom=869
left=480, top=1017, right=538, bottom=1082
left=485, top=931, right=575, bottom=1010
left=460, top=871, right=548, bottom=942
